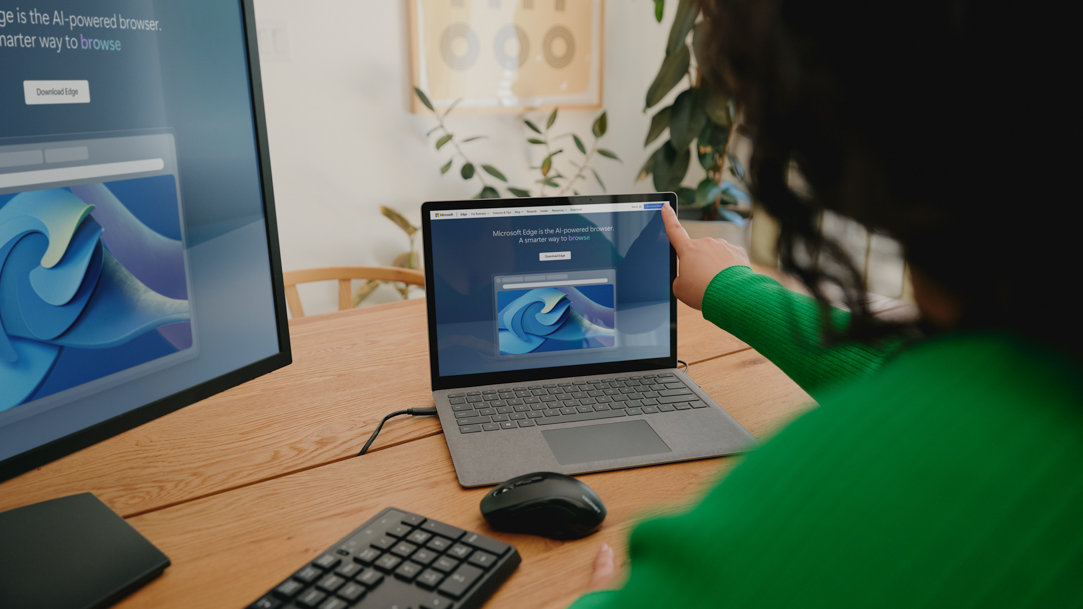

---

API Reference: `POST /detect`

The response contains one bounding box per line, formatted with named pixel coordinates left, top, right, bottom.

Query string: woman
left=568, top=0, right=1081, bottom=606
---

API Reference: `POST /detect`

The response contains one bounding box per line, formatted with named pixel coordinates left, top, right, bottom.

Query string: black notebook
left=0, top=492, right=170, bottom=609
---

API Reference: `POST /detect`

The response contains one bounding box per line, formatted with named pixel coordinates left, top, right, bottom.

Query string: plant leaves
left=380, top=205, right=419, bottom=236
left=592, top=112, right=608, bottom=137
left=573, top=134, right=586, bottom=154
left=596, top=148, right=621, bottom=161
left=651, top=141, right=690, bottom=192
left=592, top=168, right=606, bottom=191
left=676, top=186, right=696, bottom=209
left=638, top=146, right=663, bottom=181
left=435, top=134, right=452, bottom=150
left=693, top=177, right=722, bottom=208
left=415, top=87, right=434, bottom=112
left=697, top=121, right=729, bottom=170
left=666, top=0, right=698, bottom=56
left=442, top=98, right=462, bottom=117
left=527, top=137, right=545, bottom=145
left=546, top=107, right=559, bottom=129
left=654, top=0, right=665, bottom=22
left=440, top=159, right=453, bottom=175
left=461, top=135, right=486, bottom=143
left=524, top=119, right=542, bottom=134
left=645, top=44, right=690, bottom=109
left=481, top=165, right=508, bottom=181
left=645, top=105, right=672, bottom=146
left=701, top=76, right=734, bottom=128
left=541, top=156, right=552, bottom=176
left=477, top=186, right=500, bottom=199
left=669, top=88, right=707, bottom=151
left=460, top=162, right=475, bottom=179
left=508, top=187, right=532, bottom=197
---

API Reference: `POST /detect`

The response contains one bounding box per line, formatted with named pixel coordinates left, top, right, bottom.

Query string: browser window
left=427, top=200, right=671, bottom=378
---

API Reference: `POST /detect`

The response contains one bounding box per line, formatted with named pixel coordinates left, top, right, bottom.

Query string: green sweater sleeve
left=565, top=334, right=1083, bottom=609
left=701, top=265, right=899, bottom=398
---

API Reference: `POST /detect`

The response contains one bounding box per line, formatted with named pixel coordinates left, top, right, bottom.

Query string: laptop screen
left=422, top=193, right=677, bottom=390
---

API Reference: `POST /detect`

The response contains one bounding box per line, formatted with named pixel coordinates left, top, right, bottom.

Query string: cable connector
left=358, top=407, right=438, bottom=456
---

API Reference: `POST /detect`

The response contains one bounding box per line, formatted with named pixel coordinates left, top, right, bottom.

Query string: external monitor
left=0, top=0, right=291, bottom=481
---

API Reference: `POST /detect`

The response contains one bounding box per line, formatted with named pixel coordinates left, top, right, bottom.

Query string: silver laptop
left=421, top=193, right=755, bottom=487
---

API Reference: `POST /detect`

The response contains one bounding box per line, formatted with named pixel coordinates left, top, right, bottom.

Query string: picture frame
left=407, top=0, right=604, bottom=112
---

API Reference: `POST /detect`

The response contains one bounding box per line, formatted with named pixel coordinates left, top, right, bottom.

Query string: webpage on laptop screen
left=429, top=201, right=671, bottom=378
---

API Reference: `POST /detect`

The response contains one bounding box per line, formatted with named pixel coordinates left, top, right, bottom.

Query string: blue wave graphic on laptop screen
left=497, top=286, right=615, bottom=355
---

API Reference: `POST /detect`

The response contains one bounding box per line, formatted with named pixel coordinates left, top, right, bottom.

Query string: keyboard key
left=354, top=547, right=381, bottom=565
left=316, top=573, right=346, bottom=593
left=374, top=553, right=402, bottom=572
left=467, top=550, right=497, bottom=568
left=447, top=543, right=473, bottom=560
left=317, top=598, right=349, bottom=609
left=336, top=582, right=366, bottom=603
left=415, top=569, right=445, bottom=590
left=438, top=564, right=484, bottom=599
left=391, top=541, right=418, bottom=557
left=293, top=565, right=322, bottom=584
left=355, top=568, right=384, bottom=588
left=335, top=561, right=362, bottom=579
left=394, top=560, right=424, bottom=582
left=426, top=536, right=452, bottom=552
left=313, top=554, right=341, bottom=570
left=461, top=532, right=510, bottom=557
left=273, top=579, right=304, bottom=598
left=432, top=555, right=459, bottom=573
left=296, top=588, right=327, bottom=608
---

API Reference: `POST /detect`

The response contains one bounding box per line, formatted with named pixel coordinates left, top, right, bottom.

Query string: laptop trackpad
left=541, top=420, right=672, bottom=465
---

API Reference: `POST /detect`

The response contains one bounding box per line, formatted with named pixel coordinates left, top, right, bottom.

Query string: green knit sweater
left=568, top=265, right=1083, bottom=608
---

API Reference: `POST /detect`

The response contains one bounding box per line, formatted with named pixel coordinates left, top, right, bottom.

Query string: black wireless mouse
left=480, top=471, right=606, bottom=540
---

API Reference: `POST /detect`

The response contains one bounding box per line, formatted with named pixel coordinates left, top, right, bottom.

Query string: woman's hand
left=661, top=203, right=751, bottom=310
left=586, top=543, right=618, bottom=591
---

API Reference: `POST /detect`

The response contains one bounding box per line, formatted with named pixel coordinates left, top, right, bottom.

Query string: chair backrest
left=282, top=266, right=425, bottom=318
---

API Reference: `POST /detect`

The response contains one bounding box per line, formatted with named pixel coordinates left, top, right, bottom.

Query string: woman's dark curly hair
left=698, top=0, right=1076, bottom=353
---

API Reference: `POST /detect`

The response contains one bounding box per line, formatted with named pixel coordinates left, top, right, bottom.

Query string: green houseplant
left=414, top=88, right=621, bottom=199
left=354, top=92, right=623, bottom=306
left=639, top=0, right=748, bottom=224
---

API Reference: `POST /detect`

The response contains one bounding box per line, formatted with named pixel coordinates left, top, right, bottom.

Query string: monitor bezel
left=421, top=192, right=678, bottom=392
left=0, top=0, right=293, bottom=482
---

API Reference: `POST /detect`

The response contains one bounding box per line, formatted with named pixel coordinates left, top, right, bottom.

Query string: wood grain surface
left=0, top=288, right=833, bottom=609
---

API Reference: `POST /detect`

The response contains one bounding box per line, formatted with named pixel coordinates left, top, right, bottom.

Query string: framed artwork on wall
left=408, top=0, right=604, bottom=112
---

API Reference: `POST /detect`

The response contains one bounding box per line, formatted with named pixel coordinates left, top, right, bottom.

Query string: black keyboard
left=449, top=372, right=709, bottom=434
left=247, top=507, right=520, bottom=609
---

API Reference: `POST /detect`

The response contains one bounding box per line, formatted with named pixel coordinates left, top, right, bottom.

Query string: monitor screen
left=0, top=0, right=291, bottom=480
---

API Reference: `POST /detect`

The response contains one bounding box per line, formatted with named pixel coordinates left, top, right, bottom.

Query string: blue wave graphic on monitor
left=1, top=180, right=191, bottom=412
left=498, top=286, right=615, bottom=355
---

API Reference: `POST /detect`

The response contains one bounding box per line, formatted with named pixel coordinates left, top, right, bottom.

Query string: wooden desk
left=0, top=296, right=839, bottom=609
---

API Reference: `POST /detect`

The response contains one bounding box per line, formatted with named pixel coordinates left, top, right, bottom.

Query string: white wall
left=252, top=0, right=681, bottom=317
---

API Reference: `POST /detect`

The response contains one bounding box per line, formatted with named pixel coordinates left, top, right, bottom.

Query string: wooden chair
left=282, top=266, right=425, bottom=318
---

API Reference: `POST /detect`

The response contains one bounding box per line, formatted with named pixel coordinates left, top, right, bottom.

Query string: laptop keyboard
left=448, top=373, right=708, bottom=434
